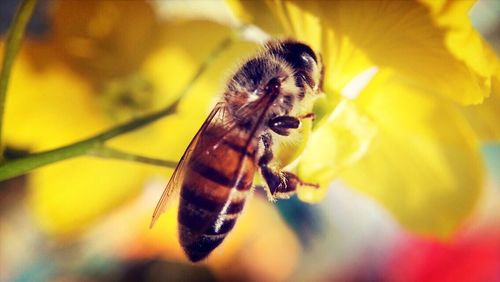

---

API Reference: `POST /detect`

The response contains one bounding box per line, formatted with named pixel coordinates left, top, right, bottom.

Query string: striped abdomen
left=178, top=126, right=257, bottom=262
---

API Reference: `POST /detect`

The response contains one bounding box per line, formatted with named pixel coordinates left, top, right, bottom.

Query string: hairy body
left=151, top=39, right=323, bottom=262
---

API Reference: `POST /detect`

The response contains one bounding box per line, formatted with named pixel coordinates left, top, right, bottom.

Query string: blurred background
left=1, top=0, right=499, bottom=281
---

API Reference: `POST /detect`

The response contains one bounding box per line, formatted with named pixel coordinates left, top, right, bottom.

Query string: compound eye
left=265, top=77, right=281, bottom=96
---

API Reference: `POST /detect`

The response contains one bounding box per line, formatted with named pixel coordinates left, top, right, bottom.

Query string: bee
left=150, top=39, right=323, bottom=262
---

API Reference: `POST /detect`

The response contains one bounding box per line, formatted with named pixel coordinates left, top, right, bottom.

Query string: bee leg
left=258, top=133, right=281, bottom=194
left=268, top=113, right=315, bottom=136
left=298, top=112, right=315, bottom=121
left=259, top=133, right=318, bottom=200
left=268, top=116, right=300, bottom=136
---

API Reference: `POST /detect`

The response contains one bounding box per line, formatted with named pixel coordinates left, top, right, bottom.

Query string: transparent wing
left=150, top=102, right=226, bottom=228
left=150, top=92, right=275, bottom=228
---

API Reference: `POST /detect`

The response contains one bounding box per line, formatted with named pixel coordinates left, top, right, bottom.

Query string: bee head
left=266, top=39, right=323, bottom=94
left=225, top=57, right=290, bottom=112
left=224, top=40, right=322, bottom=121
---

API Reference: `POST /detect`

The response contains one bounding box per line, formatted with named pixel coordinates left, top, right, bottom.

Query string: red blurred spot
left=383, top=228, right=500, bottom=282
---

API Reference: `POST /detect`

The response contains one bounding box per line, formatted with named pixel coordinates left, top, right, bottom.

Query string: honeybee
left=151, top=39, right=323, bottom=262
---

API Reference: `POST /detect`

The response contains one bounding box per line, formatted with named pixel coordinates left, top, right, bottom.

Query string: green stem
left=0, top=99, right=179, bottom=181
left=0, top=32, right=236, bottom=181
left=90, top=146, right=177, bottom=168
left=0, top=0, right=37, bottom=161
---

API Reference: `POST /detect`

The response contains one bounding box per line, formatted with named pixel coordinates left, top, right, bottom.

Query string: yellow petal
left=4, top=0, right=162, bottom=151
left=462, top=81, right=500, bottom=141
left=229, top=0, right=497, bottom=105
left=226, top=0, right=284, bottom=35
left=15, top=18, right=257, bottom=236
left=109, top=20, right=258, bottom=161
left=228, top=0, right=490, bottom=238
left=340, top=71, right=483, bottom=238
left=35, top=0, right=159, bottom=85
left=297, top=100, right=377, bottom=203
left=419, top=0, right=500, bottom=85
left=28, top=157, right=149, bottom=236
left=4, top=51, right=111, bottom=151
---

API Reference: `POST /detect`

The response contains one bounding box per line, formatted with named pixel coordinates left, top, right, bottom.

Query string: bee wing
left=150, top=102, right=226, bottom=228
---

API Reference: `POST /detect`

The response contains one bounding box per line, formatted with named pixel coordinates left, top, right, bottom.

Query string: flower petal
left=228, top=0, right=491, bottom=237
left=229, top=0, right=499, bottom=105
left=226, top=0, right=284, bottom=35
left=297, top=100, right=377, bottom=203
left=109, top=20, right=258, bottom=161
left=9, top=18, right=257, bottom=236
left=463, top=84, right=500, bottom=141
left=28, top=157, right=149, bottom=236
left=36, top=0, right=160, bottom=85
left=4, top=52, right=111, bottom=151
left=340, top=72, right=483, bottom=237
left=419, top=0, right=500, bottom=85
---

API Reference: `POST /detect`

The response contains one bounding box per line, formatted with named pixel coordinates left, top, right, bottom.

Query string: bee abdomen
left=190, top=140, right=255, bottom=191
left=178, top=183, right=247, bottom=262
left=178, top=225, right=227, bottom=262
left=178, top=184, right=245, bottom=231
left=177, top=128, right=256, bottom=262
left=178, top=214, right=240, bottom=262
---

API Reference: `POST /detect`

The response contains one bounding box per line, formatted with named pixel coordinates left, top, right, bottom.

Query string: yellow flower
left=3, top=0, right=257, bottom=236
left=4, top=0, right=499, bottom=242
left=228, top=0, right=500, bottom=237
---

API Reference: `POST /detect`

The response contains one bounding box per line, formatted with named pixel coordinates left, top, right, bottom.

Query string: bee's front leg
left=268, top=113, right=315, bottom=136
left=258, top=133, right=318, bottom=200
